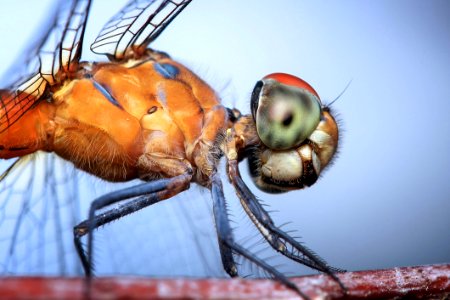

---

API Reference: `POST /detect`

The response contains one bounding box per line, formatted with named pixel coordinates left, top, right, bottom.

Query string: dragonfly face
left=0, top=0, right=344, bottom=296
left=244, top=73, right=339, bottom=192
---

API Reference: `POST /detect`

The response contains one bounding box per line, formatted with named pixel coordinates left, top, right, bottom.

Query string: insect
left=0, top=0, right=344, bottom=296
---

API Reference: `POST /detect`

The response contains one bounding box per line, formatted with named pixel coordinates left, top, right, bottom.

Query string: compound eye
left=253, top=73, right=322, bottom=150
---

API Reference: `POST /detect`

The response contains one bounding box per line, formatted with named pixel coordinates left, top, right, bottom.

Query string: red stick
left=0, top=264, right=448, bottom=299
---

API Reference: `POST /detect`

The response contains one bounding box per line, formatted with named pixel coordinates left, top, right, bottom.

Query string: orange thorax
left=0, top=57, right=225, bottom=183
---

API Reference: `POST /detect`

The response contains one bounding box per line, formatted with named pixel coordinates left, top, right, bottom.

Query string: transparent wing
left=91, top=0, right=192, bottom=60
left=0, top=153, right=225, bottom=276
left=0, top=0, right=92, bottom=133
left=0, top=153, right=83, bottom=275
left=42, top=0, right=92, bottom=80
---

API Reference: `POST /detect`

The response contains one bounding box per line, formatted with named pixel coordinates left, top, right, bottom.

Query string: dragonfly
left=0, top=0, right=344, bottom=296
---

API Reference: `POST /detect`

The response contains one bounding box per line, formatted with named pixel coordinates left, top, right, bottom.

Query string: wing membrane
left=91, top=0, right=191, bottom=60
left=0, top=153, right=82, bottom=275
left=0, top=74, right=48, bottom=133
left=59, top=0, right=92, bottom=75
left=0, top=0, right=92, bottom=133
left=0, top=154, right=223, bottom=276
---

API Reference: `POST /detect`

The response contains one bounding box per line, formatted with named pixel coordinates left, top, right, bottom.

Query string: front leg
left=210, top=173, right=306, bottom=298
left=225, top=128, right=347, bottom=293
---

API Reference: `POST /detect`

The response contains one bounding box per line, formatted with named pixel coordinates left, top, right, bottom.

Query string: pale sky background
left=0, top=0, right=449, bottom=277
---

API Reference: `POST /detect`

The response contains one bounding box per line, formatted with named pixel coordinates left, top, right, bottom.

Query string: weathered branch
left=0, top=264, right=448, bottom=299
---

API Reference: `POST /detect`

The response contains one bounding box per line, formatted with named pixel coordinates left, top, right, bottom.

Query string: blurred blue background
left=0, top=0, right=449, bottom=277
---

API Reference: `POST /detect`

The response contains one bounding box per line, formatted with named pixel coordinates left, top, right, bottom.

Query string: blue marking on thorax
left=92, top=80, right=123, bottom=109
left=154, top=63, right=179, bottom=79
left=157, top=86, right=167, bottom=107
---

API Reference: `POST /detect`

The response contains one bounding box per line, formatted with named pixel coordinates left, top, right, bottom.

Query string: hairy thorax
left=47, top=55, right=226, bottom=184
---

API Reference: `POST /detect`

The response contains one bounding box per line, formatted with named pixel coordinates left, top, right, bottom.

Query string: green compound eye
left=253, top=74, right=322, bottom=150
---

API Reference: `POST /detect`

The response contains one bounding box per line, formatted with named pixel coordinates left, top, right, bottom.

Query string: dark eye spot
left=147, top=106, right=157, bottom=114
left=282, top=113, right=293, bottom=126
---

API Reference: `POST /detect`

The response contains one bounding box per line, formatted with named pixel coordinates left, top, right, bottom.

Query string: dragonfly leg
left=210, top=173, right=238, bottom=278
left=227, top=160, right=347, bottom=293
left=73, top=173, right=192, bottom=277
left=210, top=173, right=307, bottom=298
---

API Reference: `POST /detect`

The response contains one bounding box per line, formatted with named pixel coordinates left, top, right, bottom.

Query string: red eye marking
left=264, top=73, right=320, bottom=99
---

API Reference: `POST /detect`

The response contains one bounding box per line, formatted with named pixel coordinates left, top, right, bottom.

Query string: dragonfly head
left=247, top=73, right=339, bottom=193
